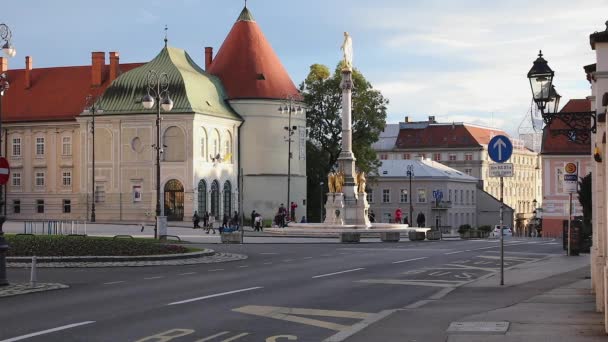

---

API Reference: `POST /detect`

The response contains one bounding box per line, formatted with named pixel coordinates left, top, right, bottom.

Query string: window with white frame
left=12, top=138, right=21, bottom=157
left=366, top=189, right=373, bottom=203
left=36, top=137, right=45, bottom=156
left=95, top=184, right=106, bottom=203
left=465, top=168, right=472, bottom=175
left=448, top=154, right=457, bottom=161
left=63, top=199, right=71, bottom=213
left=460, top=190, right=464, bottom=204
left=35, top=171, right=45, bottom=187
left=417, top=189, right=427, bottom=203
left=403, top=153, right=410, bottom=160
left=382, top=189, right=390, bottom=203
left=400, top=189, right=408, bottom=203
left=464, top=153, right=473, bottom=161
left=433, top=153, right=441, bottom=161
left=36, top=199, right=44, bottom=213
left=62, top=136, right=72, bottom=156
left=62, top=171, right=72, bottom=186
left=11, top=172, right=20, bottom=187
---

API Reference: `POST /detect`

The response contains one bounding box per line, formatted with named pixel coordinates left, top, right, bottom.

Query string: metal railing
left=23, top=220, right=88, bottom=236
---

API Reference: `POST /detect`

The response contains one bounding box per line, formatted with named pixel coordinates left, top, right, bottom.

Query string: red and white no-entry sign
left=0, top=157, right=11, bottom=185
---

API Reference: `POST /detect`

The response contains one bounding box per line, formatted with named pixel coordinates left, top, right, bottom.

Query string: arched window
left=163, top=126, right=185, bottom=161
left=223, top=181, right=232, bottom=218
left=224, top=131, right=232, bottom=163
left=211, top=129, right=220, bottom=159
left=197, top=179, right=207, bottom=214
left=201, top=128, right=208, bottom=161
left=210, top=180, right=220, bottom=218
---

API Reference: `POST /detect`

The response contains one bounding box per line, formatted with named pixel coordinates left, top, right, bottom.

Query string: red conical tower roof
left=207, top=6, right=300, bottom=100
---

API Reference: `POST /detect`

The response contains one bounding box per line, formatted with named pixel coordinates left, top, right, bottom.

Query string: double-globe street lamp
left=0, top=23, right=15, bottom=286
left=278, top=96, right=303, bottom=222
left=84, top=95, right=102, bottom=222
left=141, top=70, right=173, bottom=239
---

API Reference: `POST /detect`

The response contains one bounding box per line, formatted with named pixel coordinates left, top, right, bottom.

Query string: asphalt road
left=0, top=238, right=563, bottom=342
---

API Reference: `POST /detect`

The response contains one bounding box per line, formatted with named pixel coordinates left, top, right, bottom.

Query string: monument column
left=338, top=68, right=357, bottom=197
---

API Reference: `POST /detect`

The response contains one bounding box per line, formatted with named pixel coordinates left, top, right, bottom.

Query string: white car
left=493, top=225, right=512, bottom=237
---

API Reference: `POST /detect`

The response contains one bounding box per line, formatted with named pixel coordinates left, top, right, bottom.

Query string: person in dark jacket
left=232, top=211, right=240, bottom=230
left=416, top=212, right=426, bottom=227
left=192, top=211, right=200, bottom=229
left=251, top=210, right=256, bottom=229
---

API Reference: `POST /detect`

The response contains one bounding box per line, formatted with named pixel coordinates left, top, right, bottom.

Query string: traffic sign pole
left=500, top=176, right=504, bottom=286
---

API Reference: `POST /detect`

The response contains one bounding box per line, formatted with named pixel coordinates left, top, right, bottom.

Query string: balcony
left=431, top=200, right=452, bottom=210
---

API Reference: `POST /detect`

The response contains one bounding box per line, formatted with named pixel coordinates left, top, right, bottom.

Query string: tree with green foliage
left=300, top=62, right=388, bottom=222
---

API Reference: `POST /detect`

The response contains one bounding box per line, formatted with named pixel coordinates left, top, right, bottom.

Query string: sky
left=2, top=0, right=607, bottom=136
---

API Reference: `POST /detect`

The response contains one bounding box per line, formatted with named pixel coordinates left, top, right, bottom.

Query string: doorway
left=164, top=179, right=184, bottom=221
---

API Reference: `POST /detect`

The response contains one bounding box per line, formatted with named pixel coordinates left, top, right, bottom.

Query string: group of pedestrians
left=192, top=210, right=241, bottom=234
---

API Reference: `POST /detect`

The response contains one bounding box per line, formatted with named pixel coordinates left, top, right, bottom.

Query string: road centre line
left=238, top=266, right=249, bottom=268
left=208, top=269, right=224, bottom=272
left=392, top=257, right=428, bottom=264
left=178, top=272, right=196, bottom=276
left=144, top=276, right=164, bottom=280
left=444, top=250, right=466, bottom=255
left=0, top=321, right=96, bottom=342
left=302, top=256, right=314, bottom=260
left=103, top=281, right=125, bottom=285
left=167, top=287, right=263, bottom=306
left=312, top=268, right=365, bottom=279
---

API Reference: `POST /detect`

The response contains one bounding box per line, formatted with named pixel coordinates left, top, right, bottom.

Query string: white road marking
left=302, top=257, right=314, bottom=260
left=444, top=250, right=465, bottom=255
left=219, top=333, right=250, bottom=341
left=208, top=269, right=224, bottom=272
left=168, top=287, right=263, bottom=306
left=260, top=253, right=278, bottom=255
left=238, top=265, right=249, bottom=268
left=194, top=331, right=230, bottom=341
left=0, top=321, right=96, bottom=342
left=392, top=257, right=428, bottom=264
left=404, top=300, right=432, bottom=309
left=312, top=268, right=365, bottom=279
left=178, top=272, right=196, bottom=276
left=144, top=276, right=164, bottom=280
left=103, top=281, right=125, bottom=285
left=263, top=262, right=273, bottom=265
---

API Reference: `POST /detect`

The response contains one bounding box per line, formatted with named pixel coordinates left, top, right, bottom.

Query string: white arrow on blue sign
left=488, top=135, right=513, bottom=163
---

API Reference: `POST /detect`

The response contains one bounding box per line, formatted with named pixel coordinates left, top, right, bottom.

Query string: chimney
left=428, top=115, right=436, bottom=123
left=0, top=57, right=6, bottom=74
left=91, top=51, right=105, bottom=87
left=25, top=56, right=33, bottom=89
left=109, top=52, right=119, bottom=83
left=205, top=47, right=213, bottom=70
left=404, top=116, right=410, bottom=123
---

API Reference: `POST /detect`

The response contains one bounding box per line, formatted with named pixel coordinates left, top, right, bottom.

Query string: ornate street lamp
left=142, top=70, right=173, bottom=239
left=84, top=95, right=102, bottom=222
left=0, top=23, right=15, bottom=286
left=527, top=50, right=596, bottom=143
left=278, top=96, right=303, bottom=222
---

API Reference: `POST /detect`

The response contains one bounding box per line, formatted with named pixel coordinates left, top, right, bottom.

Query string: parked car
left=493, top=225, right=512, bottom=237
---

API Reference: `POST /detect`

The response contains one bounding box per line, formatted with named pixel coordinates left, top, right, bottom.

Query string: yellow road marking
left=233, top=305, right=372, bottom=331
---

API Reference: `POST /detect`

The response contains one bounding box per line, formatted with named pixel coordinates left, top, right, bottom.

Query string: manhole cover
left=447, top=321, right=510, bottom=334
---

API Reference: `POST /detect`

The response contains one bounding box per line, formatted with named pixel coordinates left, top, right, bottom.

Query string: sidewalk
left=341, top=255, right=605, bottom=341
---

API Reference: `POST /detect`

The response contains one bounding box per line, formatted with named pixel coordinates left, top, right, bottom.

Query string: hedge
left=5, top=235, right=189, bottom=257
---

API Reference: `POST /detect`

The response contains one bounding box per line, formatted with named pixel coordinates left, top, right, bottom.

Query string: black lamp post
left=527, top=50, right=596, bottom=143
left=319, top=181, right=324, bottom=222
left=407, top=164, right=414, bottom=225
left=85, top=95, right=102, bottom=222
left=0, top=23, right=15, bottom=286
left=141, top=70, right=173, bottom=239
left=278, top=96, right=302, bottom=222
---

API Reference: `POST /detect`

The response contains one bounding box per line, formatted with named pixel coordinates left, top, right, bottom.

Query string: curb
left=6, top=249, right=215, bottom=263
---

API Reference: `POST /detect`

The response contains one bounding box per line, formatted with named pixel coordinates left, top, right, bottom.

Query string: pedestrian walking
left=192, top=211, right=201, bottom=229
left=278, top=203, right=287, bottom=228
left=232, top=211, right=240, bottom=230
left=222, top=212, right=229, bottom=232
left=416, top=212, right=426, bottom=227
left=394, top=208, right=403, bottom=224
left=207, top=215, right=216, bottom=234
left=203, top=211, right=209, bottom=229
left=251, top=210, right=256, bottom=229
left=368, top=209, right=376, bottom=223
left=290, top=202, right=298, bottom=222
left=255, top=213, right=263, bottom=232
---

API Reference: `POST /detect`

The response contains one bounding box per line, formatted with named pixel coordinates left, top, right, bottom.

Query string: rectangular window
left=13, top=200, right=20, bottom=214
left=556, top=168, right=564, bottom=193
left=299, top=126, right=306, bottom=160
left=403, top=153, right=410, bottom=160
left=201, top=137, right=206, bottom=159
left=417, top=189, right=427, bottom=203
left=12, top=138, right=21, bottom=157
left=35, top=171, right=45, bottom=187
left=36, top=199, right=44, bottom=213
left=11, top=172, right=21, bottom=186
left=36, top=137, right=45, bottom=156
left=465, top=168, right=472, bottom=176
left=400, top=189, right=408, bottom=203
left=62, top=171, right=72, bottom=186
left=63, top=199, right=71, bottom=213
left=380, top=154, right=388, bottom=160
left=460, top=190, right=464, bottom=204
left=433, top=153, right=441, bottom=161
left=366, top=189, right=373, bottom=203
left=449, top=154, right=456, bottom=161
left=382, top=189, right=390, bottom=203
left=465, top=153, right=473, bottom=161
left=449, top=189, right=452, bottom=202
left=62, top=136, right=72, bottom=156
left=95, top=184, right=106, bottom=203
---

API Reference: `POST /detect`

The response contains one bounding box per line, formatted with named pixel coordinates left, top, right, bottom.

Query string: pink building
left=540, top=99, right=592, bottom=236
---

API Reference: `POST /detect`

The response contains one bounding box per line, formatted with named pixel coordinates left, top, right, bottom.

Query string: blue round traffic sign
left=488, top=135, right=513, bottom=163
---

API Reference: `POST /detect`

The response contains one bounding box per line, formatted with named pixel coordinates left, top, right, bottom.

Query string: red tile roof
left=541, top=99, right=591, bottom=155
left=207, top=7, right=300, bottom=100
left=395, top=123, right=508, bottom=149
left=2, top=63, right=142, bottom=123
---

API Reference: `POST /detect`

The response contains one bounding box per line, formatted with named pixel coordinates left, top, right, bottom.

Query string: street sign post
left=487, top=135, right=513, bottom=287
left=563, top=162, right=579, bottom=256
left=489, top=163, right=513, bottom=177
left=0, top=158, right=10, bottom=185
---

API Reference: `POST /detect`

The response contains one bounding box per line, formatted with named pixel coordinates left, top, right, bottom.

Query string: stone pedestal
left=340, top=232, right=360, bottom=243
left=324, top=193, right=345, bottom=225
left=380, top=232, right=400, bottom=242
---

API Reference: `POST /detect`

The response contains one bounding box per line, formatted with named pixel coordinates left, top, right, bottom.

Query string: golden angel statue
left=328, top=172, right=336, bottom=193
left=356, top=171, right=366, bottom=193
left=335, top=171, right=345, bottom=193
left=341, top=32, right=353, bottom=70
